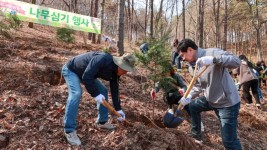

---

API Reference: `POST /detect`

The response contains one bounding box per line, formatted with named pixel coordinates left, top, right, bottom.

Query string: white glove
left=94, top=94, right=105, bottom=104
left=196, top=56, right=214, bottom=67
left=179, top=94, right=192, bottom=109
left=117, top=110, right=125, bottom=121
left=150, top=88, right=156, bottom=99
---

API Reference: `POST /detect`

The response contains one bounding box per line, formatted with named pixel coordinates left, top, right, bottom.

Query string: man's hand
left=196, top=56, right=214, bottom=67
left=117, top=110, right=125, bottom=121
left=94, top=94, right=105, bottom=104
left=150, top=88, right=156, bottom=99
left=179, top=94, right=192, bottom=109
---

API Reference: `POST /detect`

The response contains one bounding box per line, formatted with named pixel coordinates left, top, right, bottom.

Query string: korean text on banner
left=0, top=0, right=101, bottom=34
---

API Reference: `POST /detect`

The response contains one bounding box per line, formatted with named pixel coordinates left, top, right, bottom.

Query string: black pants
left=242, top=79, right=260, bottom=104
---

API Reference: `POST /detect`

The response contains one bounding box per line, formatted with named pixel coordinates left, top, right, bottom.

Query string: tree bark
left=127, top=0, right=132, bottom=42
left=97, top=0, right=105, bottom=44
left=150, top=0, right=153, bottom=38
left=222, top=0, right=228, bottom=50
left=92, top=0, right=99, bottom=44
left=213, top=0, right=220, bottom=48
left=88, top=0, right=94, bottom=40
left=117, top=0, right=125, bottom=55
left=198, top=0, right=205, bottom=47
left=182, top=0, right=185, bottom=39
left=28, top=0, right=36, bottom=28
left=145, top=0, right=148, bottom=38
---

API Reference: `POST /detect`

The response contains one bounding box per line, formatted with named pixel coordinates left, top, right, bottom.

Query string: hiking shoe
left=256, top=104, right=261, bottom=109
left=64, top=130, right=81, bottom=146
left=95, top=122, right=115, bottom=130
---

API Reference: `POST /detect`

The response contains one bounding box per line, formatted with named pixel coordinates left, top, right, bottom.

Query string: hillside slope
left=0, top=23, right=267, bottom=149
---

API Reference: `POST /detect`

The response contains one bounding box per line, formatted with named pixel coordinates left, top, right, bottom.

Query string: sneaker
left=256, top=104, right=261, bottom=109
left=64, top=130, right=81, bottom=146
left=201, top=121, right=205, bottom=132
left=95, top=122, right=115, bottom=130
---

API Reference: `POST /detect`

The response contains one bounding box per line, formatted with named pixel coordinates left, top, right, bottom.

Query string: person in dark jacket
left=140, top=42, right=149, bottom=54
left=151, top=67, right=187, bottom=109
left=171, top=39, right=182, bottom=71
left=62, top=51, right=136, bottom=145
left=234, top=55, right=261, bottom=109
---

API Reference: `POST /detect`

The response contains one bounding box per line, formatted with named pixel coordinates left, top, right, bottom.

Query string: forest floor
left=0, top=23, right=267, bottom=150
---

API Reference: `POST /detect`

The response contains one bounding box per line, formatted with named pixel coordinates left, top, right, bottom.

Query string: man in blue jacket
left=62, top=51, right=136, bottom=145
left=177, top=39, right=242, bottom=149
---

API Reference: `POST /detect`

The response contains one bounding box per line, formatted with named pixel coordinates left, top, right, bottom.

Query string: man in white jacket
left=177, top=39, right=242, bottom=150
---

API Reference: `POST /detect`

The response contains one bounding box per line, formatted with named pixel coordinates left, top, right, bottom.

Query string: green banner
left=0, top=0, right=101, bottom=34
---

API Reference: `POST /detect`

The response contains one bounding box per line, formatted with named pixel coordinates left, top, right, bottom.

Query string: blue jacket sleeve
left=110, top=78, right=121, bottom=111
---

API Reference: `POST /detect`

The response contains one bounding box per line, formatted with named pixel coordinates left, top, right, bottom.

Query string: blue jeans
left=189, top=96, right=242, bottom=150
left=62, top=65, right=109, bottom=133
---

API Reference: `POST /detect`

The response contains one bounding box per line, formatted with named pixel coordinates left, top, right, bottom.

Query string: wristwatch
left=213, top=57, right=218, bottom=64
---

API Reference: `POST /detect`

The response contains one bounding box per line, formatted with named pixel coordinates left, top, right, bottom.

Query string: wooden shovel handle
left=101, top=100, right=132, bottom=126
left=178, top=65, right=209, bottom=110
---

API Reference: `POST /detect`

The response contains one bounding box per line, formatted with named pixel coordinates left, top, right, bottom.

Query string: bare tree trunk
left=198, top=0, right=205, bottom=47
left=92, top=0, right=99, bottom=44
left=248, top=0, right=264, bottom=61
left=234, top=28, right=237, bottom=55
left=155, top=0, right=163, bottom=31
left=182, top=0, right=185, bottom=39
left=70, top=0, right=78, bottom=13
left=131, top=0, right=134, bottom=40
left=150, top=0, right=153, bottom=38
left=194, top=0, right=198, bottom=41
left=88, top=0, right=94, bottom=40
left=127, top=0, right=132, bottom=42
left=145, top=0, right=148, bottom=38
left=175, top=0, right=179, bottom=38
left=97, top=0, right=105, bottom=44
left=254, top=0, right=263, bottom=61
left=28, top=0, right=36, bottom=28
left=117, top=0, right=125, bottom=56
left=222, top=0, right=228, bottom=50
left=213, top=0, right=220, bottom=48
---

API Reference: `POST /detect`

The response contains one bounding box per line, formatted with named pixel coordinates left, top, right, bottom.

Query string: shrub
left=56, top=28, right=75, bottom=43
left=0, top=11, right=22, bottom=38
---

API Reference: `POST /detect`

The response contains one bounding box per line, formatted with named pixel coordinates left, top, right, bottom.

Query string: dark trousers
left=189, top=96, right=242, bottom=150
left=242, top=79, right=260, bottom=104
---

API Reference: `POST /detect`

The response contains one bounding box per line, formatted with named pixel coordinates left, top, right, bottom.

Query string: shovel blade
left=163, top=110, right=184, bottom=128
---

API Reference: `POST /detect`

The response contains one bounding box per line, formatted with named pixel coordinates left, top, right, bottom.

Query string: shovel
left=101, top=100, right=133, bottom=126
left=163, top=64, right=208, bottom=128
left=178, top=64, right=209, bottom=110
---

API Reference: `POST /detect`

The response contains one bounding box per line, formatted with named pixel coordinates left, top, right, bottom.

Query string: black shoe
left=189, top=133, right=203, bottom=144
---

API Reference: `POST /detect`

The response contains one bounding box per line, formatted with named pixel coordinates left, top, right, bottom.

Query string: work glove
left=179, top=94, right=192, bottom=109
left=150, top=88, right=156, bottom=99
left=196, top=56, right=214, bottom=67
left=94, top=94, right=105, bottom=104
left=179, top=89, right=185, bottom=96
left=117, top=110, right=126, bottom=121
